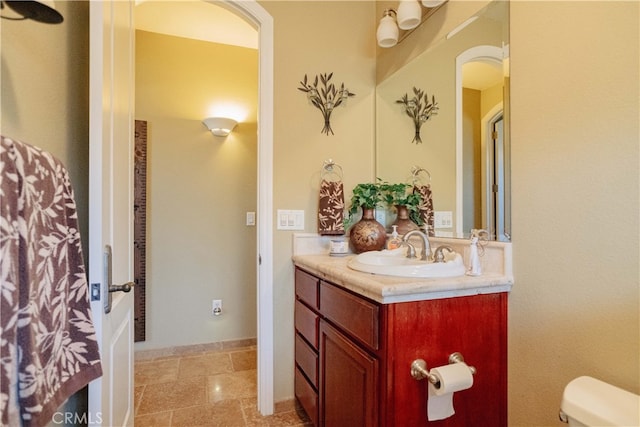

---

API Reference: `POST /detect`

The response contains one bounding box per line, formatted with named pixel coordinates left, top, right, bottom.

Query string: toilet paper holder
left=410, top=352, right=477, bottom=386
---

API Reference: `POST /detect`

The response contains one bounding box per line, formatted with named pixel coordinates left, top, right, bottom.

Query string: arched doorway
left=210, top=1, right=275, bottom=415
left=221, top=1, right=275, bottom=415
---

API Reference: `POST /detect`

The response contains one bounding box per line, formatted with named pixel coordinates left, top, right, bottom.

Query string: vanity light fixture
left=421, top=0, right=446, bottom=8
left=0, top=0, right=63, bottom=23
left=202, top=117, right=238, bottom=137
left=377, top=0, right=447, bottom=48
left=377, top=9, right=399, bottom=48
left=397, top=0, right=422, bottom=30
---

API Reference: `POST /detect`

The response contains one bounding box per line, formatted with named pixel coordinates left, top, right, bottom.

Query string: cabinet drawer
left=295, top=367, right=318, bottom=426
left=295, top=300, right=319, bottom=349
left=320, top=281, right=379, bottom=350
left=295, top=268, right=320, bottom=310
left=295, top=333, right=318, bottom=387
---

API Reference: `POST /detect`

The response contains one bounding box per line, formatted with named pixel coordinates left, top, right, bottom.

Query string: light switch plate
left=434, top=211, right=453, bottom=229
left=246, top=211, right=256, bottom=226
left=277, top=209, right=304, bottom=230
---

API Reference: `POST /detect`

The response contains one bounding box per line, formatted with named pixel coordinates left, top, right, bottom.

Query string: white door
left=87, top=1, right=136, bottom=426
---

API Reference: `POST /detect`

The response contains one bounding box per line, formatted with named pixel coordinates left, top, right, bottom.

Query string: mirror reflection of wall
left=376, top=1, right=509, bottom=240
left=458, top=43, right=510, bottom=241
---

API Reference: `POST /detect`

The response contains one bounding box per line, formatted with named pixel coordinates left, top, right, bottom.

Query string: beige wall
left=259, top=0, right=376, bottom=401
left=134, top=31, right=258, bottom=350
left=509, top=2, right=638, bottom=424
left=462, top=87, right=481, bottom=231
left=2, top=1, right=639, bottom=425
left=1, top=2, right=90, bottom=257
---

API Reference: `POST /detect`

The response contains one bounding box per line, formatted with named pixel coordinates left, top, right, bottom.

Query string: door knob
left=103, top=245, right=134, bottom=313
left=109, top=281, right=134, bottom=293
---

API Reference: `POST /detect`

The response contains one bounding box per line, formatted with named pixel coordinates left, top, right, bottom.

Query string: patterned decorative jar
left=349, top=207, right=387, bottom=253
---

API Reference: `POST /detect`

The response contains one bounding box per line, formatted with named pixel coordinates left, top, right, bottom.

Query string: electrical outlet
left=212, top=299, right=222, bottom=316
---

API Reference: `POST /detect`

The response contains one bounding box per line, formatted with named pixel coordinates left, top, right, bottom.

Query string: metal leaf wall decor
left=298, top=73, right=355, bottom=136
left=396, top=87, right=439, bottom=144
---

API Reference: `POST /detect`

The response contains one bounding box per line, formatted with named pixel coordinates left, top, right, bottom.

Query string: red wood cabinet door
left=319, top=320, right=378, bottom=427
left=383, top=293, right=508, bottom=426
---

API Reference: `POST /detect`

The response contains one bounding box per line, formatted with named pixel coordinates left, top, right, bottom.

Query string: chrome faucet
left=402, top=230, right=432, bottom=261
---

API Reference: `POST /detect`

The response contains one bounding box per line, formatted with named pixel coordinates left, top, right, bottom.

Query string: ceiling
left=134, top=1, right=502, bottom=90
left=463, top=61, right=504, bottom=91
left=134, top=1, right=258, bottom=49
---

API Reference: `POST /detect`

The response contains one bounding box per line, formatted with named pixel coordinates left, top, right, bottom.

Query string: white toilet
left=560, top=376, right=640, bottom=426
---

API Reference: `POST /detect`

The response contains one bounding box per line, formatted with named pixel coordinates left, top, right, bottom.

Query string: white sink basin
left=347, top=247, right=466, bottom=278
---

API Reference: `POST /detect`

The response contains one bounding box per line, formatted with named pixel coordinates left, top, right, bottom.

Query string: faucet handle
left=433, top=245, right=454, bottom=263
left=401, top=241, right=417, bottom=259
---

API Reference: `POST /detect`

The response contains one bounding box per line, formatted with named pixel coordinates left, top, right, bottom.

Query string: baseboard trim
left=134, top=338, right=257, bottom=361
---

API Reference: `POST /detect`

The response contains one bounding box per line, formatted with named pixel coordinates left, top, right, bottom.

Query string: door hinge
left=492, top=131, right=498, bottom=140
left=493, top=184, right=499, bottom=192
left=91, top=283, right=101, bottom=301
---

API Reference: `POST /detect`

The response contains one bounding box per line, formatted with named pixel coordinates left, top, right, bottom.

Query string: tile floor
left=135, top=345, right=311, bottom=426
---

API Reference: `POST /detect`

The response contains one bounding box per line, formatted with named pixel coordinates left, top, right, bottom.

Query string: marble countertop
left=292, top=254, right=513, bottom=304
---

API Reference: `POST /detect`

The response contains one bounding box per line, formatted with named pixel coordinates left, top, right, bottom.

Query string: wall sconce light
left=202, top=117, right=238, bottom=137
left=377, top=0, right=447, bottom=48
left=0, top=0, right=63, bottom=23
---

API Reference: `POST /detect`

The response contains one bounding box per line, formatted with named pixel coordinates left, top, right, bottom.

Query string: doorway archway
left=218, top=0, right=274, bottom=415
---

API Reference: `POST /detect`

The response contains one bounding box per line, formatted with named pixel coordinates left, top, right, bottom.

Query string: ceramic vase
left=392, top=205, right=419, bottom=236
left=349, top=207, right=387, bottom=253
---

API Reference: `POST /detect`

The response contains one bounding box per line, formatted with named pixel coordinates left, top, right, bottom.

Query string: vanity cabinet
left=294, top=266, right=508, bottom=426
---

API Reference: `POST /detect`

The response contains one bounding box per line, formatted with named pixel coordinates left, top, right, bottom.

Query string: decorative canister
left=329, top=238, right=349, bottom=256
left=349, top=207, right=387, bottom=253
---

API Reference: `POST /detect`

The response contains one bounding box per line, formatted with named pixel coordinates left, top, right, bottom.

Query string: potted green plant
left=347, top=182, right=386, bottom=253
left=348, top=182, right=382, bottom=216
left=380, top=182, right=423, bottom=235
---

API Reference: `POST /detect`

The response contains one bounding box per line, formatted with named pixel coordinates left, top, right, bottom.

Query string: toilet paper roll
left=427, top=362, right=474, bottom=421
left=431, top=362, right=474, bottom=395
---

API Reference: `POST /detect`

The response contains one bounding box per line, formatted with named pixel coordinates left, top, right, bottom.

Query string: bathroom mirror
left=376, top=0, right=510, bottom=241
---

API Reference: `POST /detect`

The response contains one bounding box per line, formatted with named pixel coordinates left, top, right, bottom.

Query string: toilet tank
left=560, top=376, right=640, bottom=426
